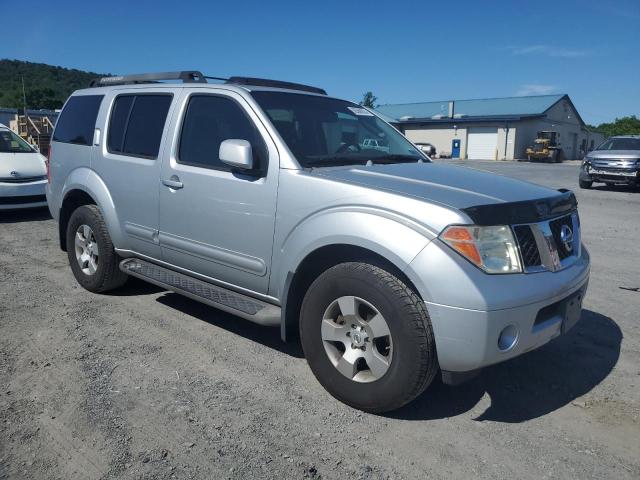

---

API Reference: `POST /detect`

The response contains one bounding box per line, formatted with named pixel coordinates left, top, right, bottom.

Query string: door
left=158, top=90, right=279, bottom=294
left=451, top=139, right=461, bottom=158
left=571, top=133, right=578, bottom=160
left=96, top=90, right=176, bottom=258
left=467, top=127, right=498, bottom=159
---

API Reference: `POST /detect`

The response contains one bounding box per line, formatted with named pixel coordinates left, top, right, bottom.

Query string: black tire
left=299, top=262, right=438, bottom=413
left=579, top=179, right=593, bottom=189
left=66, top=204, right=128, bottom=293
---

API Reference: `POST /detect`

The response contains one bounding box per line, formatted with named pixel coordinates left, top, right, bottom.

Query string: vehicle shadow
left=591, top=184, right=640, bottom=193
left=0, top=207, right=51, bottom=223
left=389, top=309, right=621, bottom=423
left=107, top=277, right=165, bottom=296
left=155, top=292, right=304, bottom=358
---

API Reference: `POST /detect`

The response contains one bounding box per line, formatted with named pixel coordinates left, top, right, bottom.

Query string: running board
left=119, top=258, right=281, bottom=327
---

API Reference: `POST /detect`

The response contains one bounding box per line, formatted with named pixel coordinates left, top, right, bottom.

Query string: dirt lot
left=1, top=160, right=639, bottom=480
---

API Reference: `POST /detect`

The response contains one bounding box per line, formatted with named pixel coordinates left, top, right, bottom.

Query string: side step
left=119, top=258, right=281, bottom=327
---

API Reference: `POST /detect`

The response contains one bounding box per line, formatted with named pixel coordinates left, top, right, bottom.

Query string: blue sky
left=2, top=0, right=638, bottom=124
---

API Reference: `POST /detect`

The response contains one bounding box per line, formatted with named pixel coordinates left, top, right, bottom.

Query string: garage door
left=467, top=128, right=498, bottom=160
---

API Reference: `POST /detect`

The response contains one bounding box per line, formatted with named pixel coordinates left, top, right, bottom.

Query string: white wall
left=403, top=125, right=464, bottom=158
left=403, top=122, right=516, bottom=160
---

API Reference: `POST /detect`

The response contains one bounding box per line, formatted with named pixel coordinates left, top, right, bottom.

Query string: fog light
left=498, top=325, right=518, bottom=351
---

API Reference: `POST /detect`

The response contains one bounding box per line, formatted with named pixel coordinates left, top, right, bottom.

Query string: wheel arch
left=280, top=243, right=425, bottom=342
left=59, top=189, right=96, bottom=251
left=57, top=169, right=121, bottom=251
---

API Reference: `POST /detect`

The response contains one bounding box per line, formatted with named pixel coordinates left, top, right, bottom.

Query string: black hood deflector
left=462, top=189, right=577, bottom=226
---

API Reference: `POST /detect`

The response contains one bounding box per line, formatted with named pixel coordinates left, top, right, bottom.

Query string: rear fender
left=60, top=168, right=124, bottom=247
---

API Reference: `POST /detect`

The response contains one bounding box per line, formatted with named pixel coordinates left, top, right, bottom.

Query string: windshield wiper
left=306, top=155, right=369, bottom=167
left=307, top=153, right=425, bottom=169
left=373, top=154, right=424, bottom=163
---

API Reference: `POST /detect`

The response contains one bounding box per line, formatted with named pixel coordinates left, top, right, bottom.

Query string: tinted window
left=178, top=95, right=266, bottom=171
left=107, top=94, right=172, bottom=159
left=53, top=95, right=103, bottom=145
left=107, top=95, right=134, bottom=153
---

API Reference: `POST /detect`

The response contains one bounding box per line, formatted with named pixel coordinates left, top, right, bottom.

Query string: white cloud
left=515, top=84, right=558, bottom=96
left=506, top=45, right=589, bottom=58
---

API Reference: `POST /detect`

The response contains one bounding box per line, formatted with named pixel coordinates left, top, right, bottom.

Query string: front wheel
left=579, top=179, right=593, bottom=189
left=299, top=262, right=438, bottom=413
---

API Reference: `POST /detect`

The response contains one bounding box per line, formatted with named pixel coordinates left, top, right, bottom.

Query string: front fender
left=270, top=207, right=434, bottom=300
left=60, top=168, right=124, bottom=247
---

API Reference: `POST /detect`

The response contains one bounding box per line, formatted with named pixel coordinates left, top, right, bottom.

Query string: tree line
left=0, top=59, right=105, bottom=110
left=588, top=116, right=640, bottom=138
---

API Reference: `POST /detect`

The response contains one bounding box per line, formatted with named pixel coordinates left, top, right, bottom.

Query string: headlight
left=440, top=225, right=522, bottom=274
left=582, top=158, right=591, bottom=169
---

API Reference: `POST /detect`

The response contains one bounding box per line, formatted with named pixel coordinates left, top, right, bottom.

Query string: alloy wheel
left=321, top=295, right=393, bottom=383
left=74, top=224, right=99, bottom=275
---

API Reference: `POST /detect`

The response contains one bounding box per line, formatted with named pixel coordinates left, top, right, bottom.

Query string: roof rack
left=89, top=71, right=207, bottom=87
left=88, top=71, right=327, bottom=95
left=225, top=77, right=326, bottom=95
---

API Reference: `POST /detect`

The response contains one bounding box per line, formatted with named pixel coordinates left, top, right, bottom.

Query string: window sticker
left=347, top=106, right=374, bottom=116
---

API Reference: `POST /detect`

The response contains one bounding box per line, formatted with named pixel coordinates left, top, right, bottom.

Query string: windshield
left=251, top=91, right=426, bottom=167
left=596, top=138, right=640, bottom=151
left=0, top=129, right=34, bottom=153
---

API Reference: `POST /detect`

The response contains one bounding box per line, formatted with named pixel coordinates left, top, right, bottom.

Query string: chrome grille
left=590, top=159, right=638, bottom=173
left=513, top=225, right=541, bottom=267
left=512, top=212, right=580, bottom=273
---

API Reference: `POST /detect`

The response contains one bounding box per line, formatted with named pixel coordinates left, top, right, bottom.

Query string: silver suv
left=579, top=135, right=640, bottom=189
left=46, top=71, right=590, bottom=412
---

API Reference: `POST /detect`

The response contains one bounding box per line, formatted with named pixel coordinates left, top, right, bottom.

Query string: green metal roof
left=376, top=94, right=570, bottom=123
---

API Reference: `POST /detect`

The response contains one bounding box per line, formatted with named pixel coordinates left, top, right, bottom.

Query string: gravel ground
left=1, top=160, right=639, bottom=479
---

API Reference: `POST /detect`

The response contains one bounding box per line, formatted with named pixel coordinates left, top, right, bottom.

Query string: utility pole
left=21, top=76, right=27, bottom=112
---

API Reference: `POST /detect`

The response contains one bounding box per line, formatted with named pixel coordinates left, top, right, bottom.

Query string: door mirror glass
left=219, top=139, right=254, bottom=170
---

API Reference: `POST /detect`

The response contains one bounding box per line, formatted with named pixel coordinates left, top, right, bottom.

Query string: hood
left=0, top=151, right=47, bottom=179
left=587, top=150, right=640, bottom=160
left=311, top=162, right=560, bottom=211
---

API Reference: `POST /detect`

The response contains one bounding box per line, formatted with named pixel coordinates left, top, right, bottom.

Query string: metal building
left=376, top=94, right=604, bottom=160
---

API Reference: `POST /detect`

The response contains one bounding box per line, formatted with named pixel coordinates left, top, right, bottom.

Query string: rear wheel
left=299, top=262, right=438, bottom=413
left=66, top=205, right=127, bottom=293
left=579, top=179, right=593, bottom=189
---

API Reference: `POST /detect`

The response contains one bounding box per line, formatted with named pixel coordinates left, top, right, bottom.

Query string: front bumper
left=0, top=180, right=48, bottom=210
left=580, top=166, right=639, bottom=184
left=427, top=278, right=588, bottom=373
left=406, top=239, right=590, bottom=373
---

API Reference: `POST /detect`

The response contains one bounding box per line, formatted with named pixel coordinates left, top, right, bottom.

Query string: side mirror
left=219, top=139, right=253, bottom=170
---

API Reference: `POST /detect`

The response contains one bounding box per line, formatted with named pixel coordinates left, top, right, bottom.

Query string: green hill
left=0, top=59, right=106, bottom=110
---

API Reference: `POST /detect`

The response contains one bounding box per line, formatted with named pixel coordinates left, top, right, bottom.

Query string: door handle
left=162, top=176, right=183, bottom=189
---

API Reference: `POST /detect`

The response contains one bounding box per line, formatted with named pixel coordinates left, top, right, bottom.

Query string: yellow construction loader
left=526, top=131, right=563, bottom=163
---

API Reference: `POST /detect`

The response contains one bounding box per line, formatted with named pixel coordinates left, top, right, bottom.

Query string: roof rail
left=88, top=71, right=327, bottom=95
left=225, top=77, right=327, bottom=95
left=89, top=71, right=207, bottom=87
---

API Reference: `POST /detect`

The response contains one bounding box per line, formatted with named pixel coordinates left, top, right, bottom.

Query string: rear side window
left=53, top=95, right=104, bottom=145
left=107, top=94, right=172, bottom=159
left=178, top=95, right=266, bottom=171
